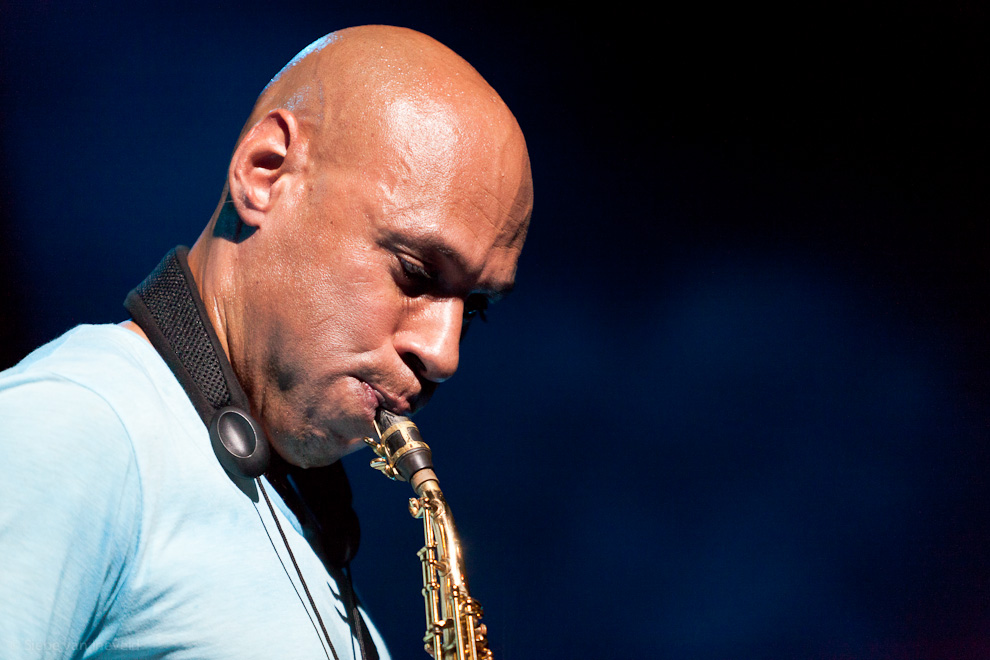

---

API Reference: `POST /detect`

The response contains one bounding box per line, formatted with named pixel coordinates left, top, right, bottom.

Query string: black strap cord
left=259, top=478, right=339, bottom=660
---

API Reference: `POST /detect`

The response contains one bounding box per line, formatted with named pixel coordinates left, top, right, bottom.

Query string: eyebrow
left=429, top=242, right=515, bottom=303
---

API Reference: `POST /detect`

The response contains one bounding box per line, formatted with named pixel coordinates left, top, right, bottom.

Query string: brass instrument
left=364, top=409, right=492, bottom=660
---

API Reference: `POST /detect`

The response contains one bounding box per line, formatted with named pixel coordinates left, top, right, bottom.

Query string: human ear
left=227, top=109, right=303, bottom=227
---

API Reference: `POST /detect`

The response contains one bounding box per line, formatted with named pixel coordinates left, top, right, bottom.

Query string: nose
left=394, top=298, right=462, bottom=383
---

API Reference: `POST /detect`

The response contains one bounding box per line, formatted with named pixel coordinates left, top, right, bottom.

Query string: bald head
left=236, top=26, right=529, bottom=199
left=187, top=25, right=533, bottom=466
left=248, top=26, right=503, bottom=126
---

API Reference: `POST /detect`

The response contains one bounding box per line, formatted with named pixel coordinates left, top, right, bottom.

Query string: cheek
left=309, top=253, right=403, bottom=348
left=263, top=323, right=311, bottom=393
left=319, top=285, right=401, bottom=351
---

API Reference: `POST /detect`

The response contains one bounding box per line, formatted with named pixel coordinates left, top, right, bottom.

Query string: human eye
left=396, top=255, right=437, bottom=295
left=463, top=294, right=489, bottom=324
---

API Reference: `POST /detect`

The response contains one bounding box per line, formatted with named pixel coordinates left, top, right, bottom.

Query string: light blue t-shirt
left=0, top=325, right=389, bottom=660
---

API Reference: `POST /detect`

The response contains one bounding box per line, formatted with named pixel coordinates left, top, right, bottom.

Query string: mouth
left=360, top=380, right=412, bottom=417
left=359, top=381, right=384, bottom=418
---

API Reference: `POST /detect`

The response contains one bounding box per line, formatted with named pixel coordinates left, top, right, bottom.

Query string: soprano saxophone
left=364, top=409, right=493, bottom=660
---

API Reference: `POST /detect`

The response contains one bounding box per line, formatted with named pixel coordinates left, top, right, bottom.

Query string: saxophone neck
left=412, top=469, right=440, bottom=496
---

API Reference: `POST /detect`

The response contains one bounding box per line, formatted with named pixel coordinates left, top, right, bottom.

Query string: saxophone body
left=365, top=409, right=493, bottom=660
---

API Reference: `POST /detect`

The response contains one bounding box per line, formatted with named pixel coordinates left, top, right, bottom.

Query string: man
left=0, top=25, right=533, bottom=659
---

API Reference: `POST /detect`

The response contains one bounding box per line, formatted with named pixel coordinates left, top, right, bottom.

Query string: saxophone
left=364, top=409, right=493, bottom=660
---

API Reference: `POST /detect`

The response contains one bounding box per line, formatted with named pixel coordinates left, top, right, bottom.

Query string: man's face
left=234, top=104, right=532, bottom=468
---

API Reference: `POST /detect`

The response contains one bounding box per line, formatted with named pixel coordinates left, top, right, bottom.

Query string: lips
left=361, top=380, right=412, bottom=416
left=358, top=381, right=380, bottom=419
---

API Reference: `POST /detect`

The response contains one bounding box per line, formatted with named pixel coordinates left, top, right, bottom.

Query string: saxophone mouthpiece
left=371, top=408, right=436, bottom=488
left=374, top=408, right=403, bottom=436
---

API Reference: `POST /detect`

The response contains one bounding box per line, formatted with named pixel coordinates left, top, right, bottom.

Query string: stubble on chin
left=268, top=419, right=339, bottom=468
left=268, top=391, right=373, bottom=468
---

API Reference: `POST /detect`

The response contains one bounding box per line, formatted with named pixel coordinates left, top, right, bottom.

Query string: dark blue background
left=2, top=2, right=988, bottom=658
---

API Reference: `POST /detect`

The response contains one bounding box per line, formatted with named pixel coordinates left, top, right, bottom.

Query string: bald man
left=0, top=26, right=532, bottom=660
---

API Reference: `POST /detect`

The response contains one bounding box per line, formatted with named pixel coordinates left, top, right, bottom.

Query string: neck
left=187, top=230, right=232, bottom=362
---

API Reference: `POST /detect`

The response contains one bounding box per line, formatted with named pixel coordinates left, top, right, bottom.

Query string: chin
left=277, top=419, right=372, bottom=468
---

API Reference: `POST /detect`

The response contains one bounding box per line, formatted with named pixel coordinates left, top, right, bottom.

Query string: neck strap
left=124, top=246, right=247, bottom=424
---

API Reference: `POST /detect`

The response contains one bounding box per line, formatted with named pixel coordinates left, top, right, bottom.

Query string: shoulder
left=0, top=325, right=155, bottom=505
left=4, top=323, right=171, bottom=392
left=0, top=324, right=206, bottom=493
left=2, top=323, right=197, bottom=440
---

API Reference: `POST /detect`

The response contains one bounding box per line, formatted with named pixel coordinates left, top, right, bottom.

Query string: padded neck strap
left=124, top=246, right=246, bottom=425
